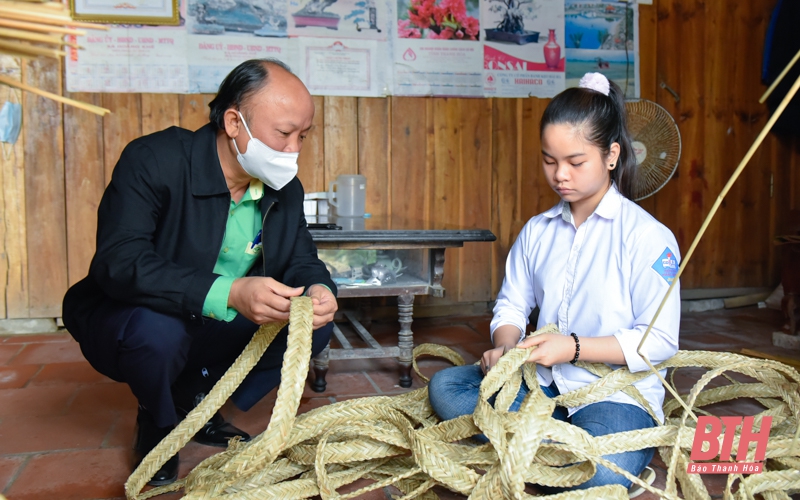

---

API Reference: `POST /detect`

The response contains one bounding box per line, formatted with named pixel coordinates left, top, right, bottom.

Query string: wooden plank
left=64, top=92, right=104, bottom=287
left=432, top=98, right=462, bottom=302
left=298, top=95, right=325, bottom=194
left=638, top=4, right=657, bottom=101
left=521, top=97, right=557, bottom=219
left=323, top=96, right=358, bottom=187
left=655, top=0, right=705, bottom=289
left=792, top=137, right=800, bottom=213
left=423, top=98, right=435, bottom=228
left=491, top=98, right=519, bottom=296
left=357, top=97, right=389, bottom=220
left=23, top=58, right=68, bottom=318
left=102, top=93, right=141, bottom=185
left=457, top=98, right=492, bottom=302
left=0, top=56, right=27, bottom=318
left=141, top=93, right=179, bottom=136
left=700, top=0, right=734, bottom=289
left=390, top=97, right=429, bottom=229
left=179, top=93, right=213, bottom=131
left=766, top=137, right=785, bottom=283
left=636, top=2, right=666, bottom=220
left=734, top=0, right=777, bottom=288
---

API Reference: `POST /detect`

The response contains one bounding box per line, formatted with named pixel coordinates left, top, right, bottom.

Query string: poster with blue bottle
left=481, top=0, right=565, bottom=97
left=564, top=0, right=639, bottom=98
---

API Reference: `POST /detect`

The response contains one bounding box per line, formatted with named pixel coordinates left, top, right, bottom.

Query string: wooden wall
left=1, top=0, right=799, bottom=319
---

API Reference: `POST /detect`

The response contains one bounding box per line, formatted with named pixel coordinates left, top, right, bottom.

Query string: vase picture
left=543, top=28, right=561, bottom=69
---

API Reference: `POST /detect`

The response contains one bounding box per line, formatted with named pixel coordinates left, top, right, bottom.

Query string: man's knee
left=122, top=307, right=191, bottom=367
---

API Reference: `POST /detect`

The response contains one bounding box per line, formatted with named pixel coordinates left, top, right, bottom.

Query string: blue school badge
left=652, top=247, right=678, bottom=284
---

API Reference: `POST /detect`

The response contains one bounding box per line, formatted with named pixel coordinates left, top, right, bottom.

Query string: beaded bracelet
left=569, top=332, right=580, bottom=364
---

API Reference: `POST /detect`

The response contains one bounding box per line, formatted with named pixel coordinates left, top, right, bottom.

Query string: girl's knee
left=579, top=448, right=654, bottom=490
left=427, top=369, right=450, bottom=408
left=428, top=365, right=482, bottom=421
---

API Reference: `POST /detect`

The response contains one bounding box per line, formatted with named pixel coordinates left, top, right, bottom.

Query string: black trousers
left=69, top=298, right=332, bottom=428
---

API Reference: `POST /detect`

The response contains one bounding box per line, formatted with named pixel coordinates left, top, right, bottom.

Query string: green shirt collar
left=248, top=179, right=264, bottom=201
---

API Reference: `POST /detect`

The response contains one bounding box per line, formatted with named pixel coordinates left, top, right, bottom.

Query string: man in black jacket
left=62, top=59, right=338, bottom=485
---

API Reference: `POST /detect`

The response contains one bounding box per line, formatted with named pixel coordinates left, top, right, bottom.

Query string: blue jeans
left=428, top=364, right=656, bottom=490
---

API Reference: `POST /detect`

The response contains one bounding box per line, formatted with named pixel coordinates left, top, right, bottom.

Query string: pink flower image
left=398, top=0, right=479, bottom=40
left=408, top=0, right=434, bottom=29
left=441, top=0, right=467, bottom=23
left=397, top=18, right=422, bottom=38
left=462, top=16, right=479, bottom=37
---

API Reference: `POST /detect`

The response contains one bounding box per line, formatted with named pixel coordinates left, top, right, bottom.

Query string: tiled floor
left=0, top=306, right=798, bottom=500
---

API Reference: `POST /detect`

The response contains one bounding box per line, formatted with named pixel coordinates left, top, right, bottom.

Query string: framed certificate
left=70, top=0, right=180, bottom=25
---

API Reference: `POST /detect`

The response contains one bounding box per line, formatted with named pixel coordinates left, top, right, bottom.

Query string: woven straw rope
left=125, top=297, right=800, bottom=500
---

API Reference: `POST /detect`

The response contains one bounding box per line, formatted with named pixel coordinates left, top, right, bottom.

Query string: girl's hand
left=518, top=333, right=576, bottom=367
left=480, top=345, right=511, bottom=374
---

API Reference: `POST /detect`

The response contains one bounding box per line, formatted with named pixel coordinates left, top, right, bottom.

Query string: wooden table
left=308, top=217, right=496, bottom=392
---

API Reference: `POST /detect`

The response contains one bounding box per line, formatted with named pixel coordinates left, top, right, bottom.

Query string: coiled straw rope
left=126, top=297, right=800, bottom=500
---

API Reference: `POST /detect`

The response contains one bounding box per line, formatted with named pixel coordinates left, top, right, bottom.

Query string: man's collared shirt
left=202, top=179, right=264, bottom=321
left=490, top=184, right=681, bottom=423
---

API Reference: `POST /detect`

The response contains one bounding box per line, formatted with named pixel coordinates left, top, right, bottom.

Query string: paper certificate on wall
left=298, top=39, right=385, bottom=96
left=66, top=27, right=189, bottom=92
left=70, top=0, right=180, bottom=25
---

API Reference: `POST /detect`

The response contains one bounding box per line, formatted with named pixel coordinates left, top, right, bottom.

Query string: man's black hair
left=208, top=58, right=293, bottom=131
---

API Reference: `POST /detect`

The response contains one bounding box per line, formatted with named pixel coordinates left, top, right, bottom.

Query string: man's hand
left=229, top=277, right=305, bottom=325
left=306, top=284, right=338, bottom=329
left=517, top=333, right=576, bottom=367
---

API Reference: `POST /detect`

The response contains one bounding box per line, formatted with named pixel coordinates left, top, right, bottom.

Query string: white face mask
left=232, top=111, right=299, bottom=191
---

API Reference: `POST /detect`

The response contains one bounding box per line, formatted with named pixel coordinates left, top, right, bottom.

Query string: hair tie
left=578, top=72, right=610, bottom=96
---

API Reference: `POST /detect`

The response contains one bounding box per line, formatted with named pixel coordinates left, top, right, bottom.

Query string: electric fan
left=624, top=99, right=682, bottom=201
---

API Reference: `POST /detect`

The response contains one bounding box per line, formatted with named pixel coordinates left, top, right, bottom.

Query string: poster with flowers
left=482, top=0, right=564, bottom=97
left=393, top=0, right=483, bottom=95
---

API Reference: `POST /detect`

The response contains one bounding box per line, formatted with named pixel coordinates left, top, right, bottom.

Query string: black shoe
left=176, top=393, right=251, bottom=448
left=133, top=408, right=178, bottom=486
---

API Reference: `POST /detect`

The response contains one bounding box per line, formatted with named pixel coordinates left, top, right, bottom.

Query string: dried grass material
left=126, top=297, right=800, bottom=500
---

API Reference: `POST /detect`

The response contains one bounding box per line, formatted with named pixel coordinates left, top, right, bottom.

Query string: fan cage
left=625, top=99, right=682, bottom=201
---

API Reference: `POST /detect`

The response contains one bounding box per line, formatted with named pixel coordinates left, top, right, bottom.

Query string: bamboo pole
left=0, top=18, right=86, bottom=35
left=0, top=27, right=81, bottom=48
left=0, top=74, right=110, bottom=115
left=0, top=0, right=67, bottom=12
left=0, top=6, right=71, bottom=21
left=0, top=39, right=64, bottom=58
left=0, top=7, right=107, bottom=29
left=759, top=48, right=800, bottom=104
left=636, top=70, right=800, bottom=422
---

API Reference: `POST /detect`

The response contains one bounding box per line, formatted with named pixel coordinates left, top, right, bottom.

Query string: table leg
left=312, top=341, right=330, bottom=393
left=398, top=293, right=415, bottom=388
left=357, top=297, right=372, bottom=330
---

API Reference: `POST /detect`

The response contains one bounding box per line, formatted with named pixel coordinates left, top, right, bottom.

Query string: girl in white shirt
left=428, top=72, right=681, bottom=491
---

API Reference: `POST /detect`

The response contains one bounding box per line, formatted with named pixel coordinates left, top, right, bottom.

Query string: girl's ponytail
left=606, top=80, right=637, bottom=199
